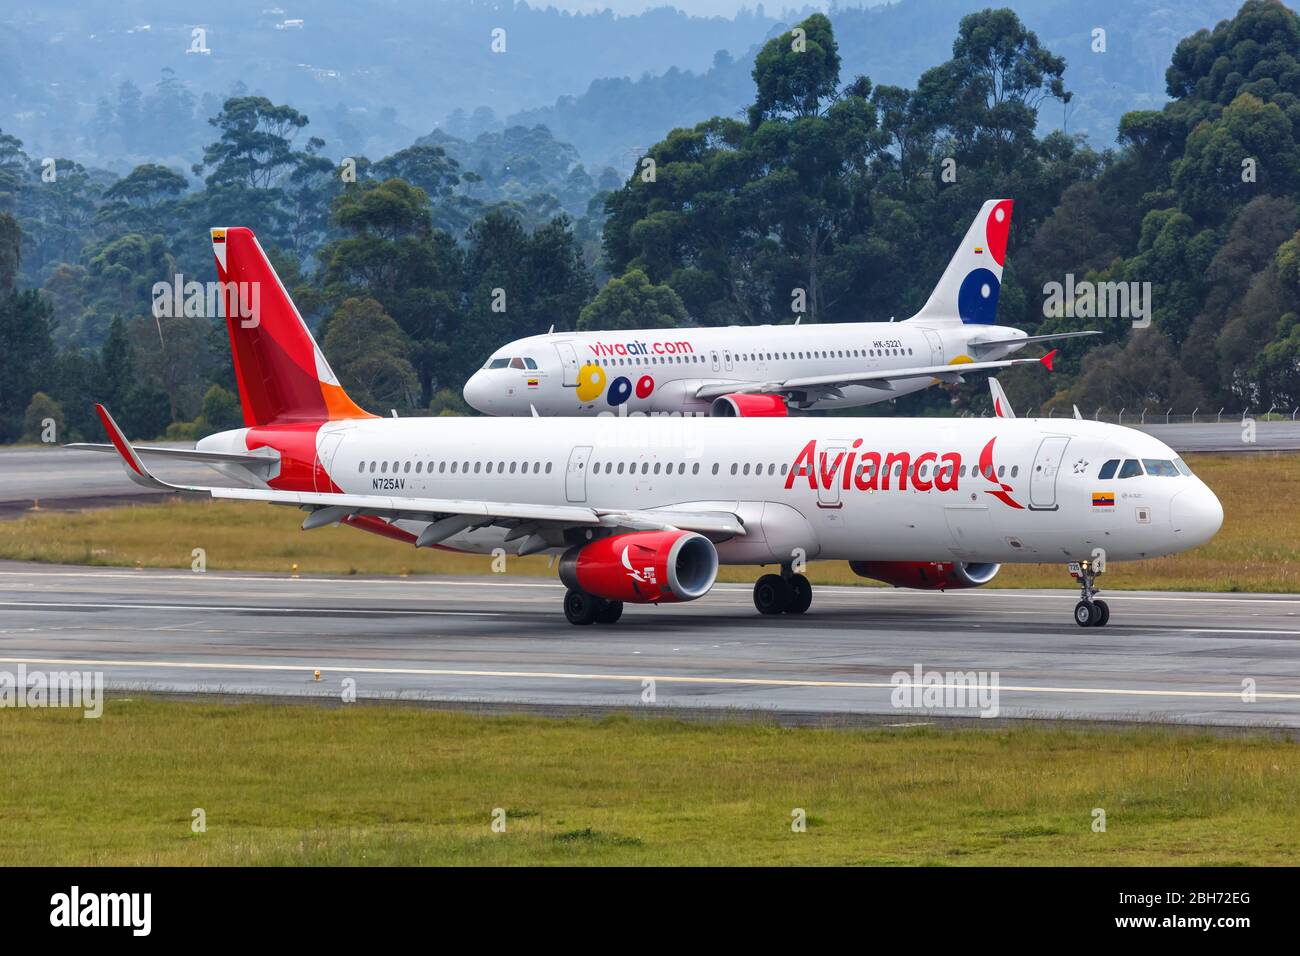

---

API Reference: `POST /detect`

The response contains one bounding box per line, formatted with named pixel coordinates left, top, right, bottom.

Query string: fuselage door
left=565, top=445, right=593, bottom=502
left=723, top=349, right=734, bottom=371
left=1029, top=436, right=1070, bottom=510
left=816, top=442, right=847, bottom=508
left=314, top=432, right=345, bottom=493
left=710, top=350, right=720, bottom=372
left=923, top=329, right=944, bottom=366
left=555, top=341, right=580, bottom=387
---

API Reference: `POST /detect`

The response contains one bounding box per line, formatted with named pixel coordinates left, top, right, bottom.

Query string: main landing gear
left=1070, top=560, right=1110, bottom=627
left=753, top=566, right=813, bottom=616
left=564, top=589, right=623, bottom=626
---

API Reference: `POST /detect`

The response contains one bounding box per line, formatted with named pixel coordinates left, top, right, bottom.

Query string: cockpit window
left=509, top=357, right=526, bottom=370
left=1098, top=459, right=1120, bottom=480
left=1174, top=458, right=1193, bottom=477
left=1142, top=459, right=1180, bottom=477
left=486, top=357, right=509, bottom=369
left=523, top=357, right=538, bottom=370
left=1118, top=459, right=1144, bottom=479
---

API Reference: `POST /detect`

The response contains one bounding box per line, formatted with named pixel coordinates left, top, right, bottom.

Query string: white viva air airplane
left=73, top=227, right=1222, bottom=628
left=463, top=199, right=1098, bottom=417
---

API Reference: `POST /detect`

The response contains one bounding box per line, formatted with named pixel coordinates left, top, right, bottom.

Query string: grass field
left=1, top=698, right=1296, bottom=865
left=1, top=452, right=1296, bottom=592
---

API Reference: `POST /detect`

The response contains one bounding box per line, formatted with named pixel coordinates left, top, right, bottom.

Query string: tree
left=0, top=218, right=56, bottom=441
left=321, top=298, right=419, bottom=412
left=578, top=269, right=687, bottom=330
left=749, top=13, right=841, bottom=123
left=21, top=391, right=63, bottom=443
left=194, top=97, right=311, bottom=189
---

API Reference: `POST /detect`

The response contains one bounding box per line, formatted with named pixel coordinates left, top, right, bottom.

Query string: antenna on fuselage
left=391, top=409, right=398, bottom=418
left=547, top=324, right=555, bottom=334
left=530, top=404, right=540, bottom=417
left=1073, top=405, right=1083, bottom=420
left=794, top=316, right=801, bottom=325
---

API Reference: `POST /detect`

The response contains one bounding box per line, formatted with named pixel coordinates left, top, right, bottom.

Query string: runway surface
left=1, top=423, right=1293, bottom=513
left=1, top=562, right=1297, bottom=728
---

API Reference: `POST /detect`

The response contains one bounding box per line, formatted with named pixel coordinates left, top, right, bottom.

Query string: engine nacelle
left=848, top=560, right=1000, bottom=591
left=560, top=530, right=719, bottom=604
left=710, top=393, right=788, bottom=417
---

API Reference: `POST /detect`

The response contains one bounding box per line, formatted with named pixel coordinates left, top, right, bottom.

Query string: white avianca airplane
left=462, top=199, right=1098, bottom=417
left=73, top=227, right=1222, bottom=628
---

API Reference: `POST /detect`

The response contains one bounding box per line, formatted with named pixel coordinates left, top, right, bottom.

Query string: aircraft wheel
left=753, top=574, right=791, bottom=615
left=564, top=589, right=599, bottom=626
left=1073, top=601, right=1096, bottom=627
left=1092, top=600, right=1110, bottom=627
left=786, top=574, right=813, bottom=614
left=594, top=600, right=624, bottom=624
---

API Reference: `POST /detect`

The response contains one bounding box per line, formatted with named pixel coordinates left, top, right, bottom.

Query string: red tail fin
left=211, top=227, right=373, bottom=426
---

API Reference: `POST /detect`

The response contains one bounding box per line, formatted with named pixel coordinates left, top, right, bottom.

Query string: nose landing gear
left=1070, top=560, right=1110, bottom=627
left=753, top=565, right=813, bottom=615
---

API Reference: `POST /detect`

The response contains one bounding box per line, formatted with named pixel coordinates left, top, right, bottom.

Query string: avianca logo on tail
left=783, top=437, right=1023, bottom=507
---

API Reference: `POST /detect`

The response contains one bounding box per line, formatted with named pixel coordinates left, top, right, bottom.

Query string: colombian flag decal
left=527, top=378, right=539, bottom=388
left=1092, top=492, right=1115, bottom=507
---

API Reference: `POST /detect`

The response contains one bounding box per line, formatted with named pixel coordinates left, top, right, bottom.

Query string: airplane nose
left=1170, top=484, right=1224, bottom=547
left=463, top=372, right=492, bottom=414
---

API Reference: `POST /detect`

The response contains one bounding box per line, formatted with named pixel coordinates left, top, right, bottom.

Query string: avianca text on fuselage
left=588, top=339, right=696, bottom=357
left=784, top=437, right=1020, bottom=506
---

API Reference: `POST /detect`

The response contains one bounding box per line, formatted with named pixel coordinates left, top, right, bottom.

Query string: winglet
left=94, top=404, right=175, bottom=491
left=988, top=378, right=1015, bottom=419
left=1040, top=348, right=1057, bottom=372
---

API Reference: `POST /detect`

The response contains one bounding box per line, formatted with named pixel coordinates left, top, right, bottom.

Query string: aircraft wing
left=967, top=330, right=1100, bottom=352
left=693, top=351, right=1055, bottom=401
left=91, top=404, right=745, bottom=544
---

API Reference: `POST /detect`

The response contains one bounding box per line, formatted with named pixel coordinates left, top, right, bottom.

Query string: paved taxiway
left=0, top=562, right=1297, bottom=728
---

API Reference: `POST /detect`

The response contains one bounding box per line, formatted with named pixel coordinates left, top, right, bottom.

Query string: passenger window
left=1010, top=465, right=1018, bottom=478
left=381, top=461, right=388, bottom=473
left=1098, top=459, right=1120, bottom=480
left=358, top=461, right=365, bottom=473
left=1118, top=459, right=1143, bottom=479
left=545, top=463, right=552, bottom=474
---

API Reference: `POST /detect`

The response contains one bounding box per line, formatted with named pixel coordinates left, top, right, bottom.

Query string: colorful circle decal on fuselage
left=576, top=363, right=606, bottom=402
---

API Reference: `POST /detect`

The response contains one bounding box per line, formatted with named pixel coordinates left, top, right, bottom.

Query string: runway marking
left=1, top=656, right=1297, bottom=702
left=1, top=567, right=1299, bottom=607
left=2, top=600, right=1297, bottom=635
left=0, top=601, right=502, bottom=618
